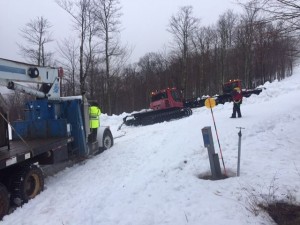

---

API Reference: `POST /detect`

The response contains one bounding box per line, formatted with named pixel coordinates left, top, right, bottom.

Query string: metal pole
left=237, top=127, right=245, bottom=176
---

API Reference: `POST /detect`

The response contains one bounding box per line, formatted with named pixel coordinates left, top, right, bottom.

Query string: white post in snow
left=237, top=127, right=245, bottom=177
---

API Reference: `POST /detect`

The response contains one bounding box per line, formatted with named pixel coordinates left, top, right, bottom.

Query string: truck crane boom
left=0, top=58, right=63, bottom=99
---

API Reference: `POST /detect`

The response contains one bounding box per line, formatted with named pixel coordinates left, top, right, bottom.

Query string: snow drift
left=2, top=70, right=300, bottom=225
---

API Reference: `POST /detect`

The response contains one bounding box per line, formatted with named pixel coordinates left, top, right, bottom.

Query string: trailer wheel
left=10, top=165, right=44, bottom=206
left=102, top=130, right=113, bottom=150
left=0, top=183, right=9, bottom=220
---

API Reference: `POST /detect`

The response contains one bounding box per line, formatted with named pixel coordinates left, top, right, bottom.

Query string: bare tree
left=84, top=5, right=100, bottom=100
left=167, top=6, right=200, bottom=97
left=236, top=0, right=262, bottom=88
left=56, top=38, right=79, bottom=96
left=18, top=16, right=53, bottom=66
left=93, top=0, right=126, bottom=115
left=5, top=92, right=33, bottom=121
left=259, top=0, right=300, bottom=33
left=137, top=52, right=167, bottom=105
left=217, top=10, right=238, bottom=84
left=191, top=26, right=216, bottom=95
left=252, top=0, right=299, bottom=80
left=56, top=0, right=95, bottom=95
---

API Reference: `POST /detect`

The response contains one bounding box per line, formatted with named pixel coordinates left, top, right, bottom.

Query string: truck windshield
left=151, top=92, right=167, bottom=102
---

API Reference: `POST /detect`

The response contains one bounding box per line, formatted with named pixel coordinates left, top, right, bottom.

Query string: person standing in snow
left=230, top=87, right=243, bottom=118
left=89, top=104, right=101, bottom=141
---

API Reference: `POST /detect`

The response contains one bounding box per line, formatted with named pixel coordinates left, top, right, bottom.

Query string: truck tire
left=0, top=183, right=9, bottom=220
left=102, top=130, right=113, bottom=150
left=10, top=165, right=44, bottom=206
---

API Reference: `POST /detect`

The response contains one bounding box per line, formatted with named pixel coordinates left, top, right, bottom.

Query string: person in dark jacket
left=231, top=87, right=243, bottom=118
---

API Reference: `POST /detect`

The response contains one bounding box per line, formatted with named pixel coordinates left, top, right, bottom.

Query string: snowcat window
left=151, top=92, right=167, bottom=102
left=171, top=90, right=181, bottom=102
left=223, top=82, right=239, bottom=94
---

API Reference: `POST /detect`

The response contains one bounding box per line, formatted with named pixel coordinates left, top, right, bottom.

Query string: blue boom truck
left=0, top=58, right=113, bottom=219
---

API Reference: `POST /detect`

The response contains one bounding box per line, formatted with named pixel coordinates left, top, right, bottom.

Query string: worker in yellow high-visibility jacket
left=89, top=105, right=101, bottom=129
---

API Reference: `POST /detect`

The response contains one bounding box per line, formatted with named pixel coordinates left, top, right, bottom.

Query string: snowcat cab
left=215, top=79, right=243, bottom=104
left=222, top=79, right=263, bottom=97
left=122, top=87, right=192, bottom=127
left=223, top=79, right=242, bottom=95
left=217, top=79, right=263, bottom=104
left=150, top=88, right=183, bottom=110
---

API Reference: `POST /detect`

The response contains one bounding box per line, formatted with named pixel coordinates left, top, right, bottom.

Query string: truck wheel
left=103, top=130, right=113, bottom=150
left=0, top=183, right=9, bottom=220
left=10, top=165, right=44, bottom=206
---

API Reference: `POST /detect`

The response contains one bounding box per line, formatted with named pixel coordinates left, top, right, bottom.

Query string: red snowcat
left=123, top=87, right=192, bottom=126
left=184, top=79, right=263, bottom=107
left=217, top=79, right=263, bottom=104
left=121, top=80, right=262, bottom=127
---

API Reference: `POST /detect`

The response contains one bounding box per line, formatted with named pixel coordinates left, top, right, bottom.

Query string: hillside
left=2, top=70, right=300, bottom=225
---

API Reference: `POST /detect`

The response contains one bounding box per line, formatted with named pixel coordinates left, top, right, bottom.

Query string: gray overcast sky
left=0, top=0, right=242, bottom=63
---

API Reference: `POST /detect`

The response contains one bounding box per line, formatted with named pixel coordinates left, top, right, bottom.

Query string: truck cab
left=150, top=88, right=183, bottom=110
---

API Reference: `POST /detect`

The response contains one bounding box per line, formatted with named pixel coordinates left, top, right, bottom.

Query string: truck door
left=0, top=107, right=9, bottom=148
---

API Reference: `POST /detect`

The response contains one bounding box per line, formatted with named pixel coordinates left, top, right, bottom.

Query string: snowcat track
left=123, top=107, right=192, bottom=126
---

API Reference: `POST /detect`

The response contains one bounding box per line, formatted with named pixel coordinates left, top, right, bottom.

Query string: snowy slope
left=2, top=70, right=300, bottom=225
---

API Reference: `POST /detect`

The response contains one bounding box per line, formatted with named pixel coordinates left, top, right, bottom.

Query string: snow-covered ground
left=2, top=70, right=300, bottom=225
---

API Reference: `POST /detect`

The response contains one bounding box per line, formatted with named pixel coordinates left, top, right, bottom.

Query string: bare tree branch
left=18, top=16, right=53, bottom=66
left=167, top=6, right=200, bottom=96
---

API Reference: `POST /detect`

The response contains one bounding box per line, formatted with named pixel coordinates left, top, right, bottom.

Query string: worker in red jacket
left=231, top=87, right=243, bottom=118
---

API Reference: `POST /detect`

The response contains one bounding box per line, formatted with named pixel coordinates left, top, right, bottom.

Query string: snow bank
left=2, top=72, right=300, bottom=225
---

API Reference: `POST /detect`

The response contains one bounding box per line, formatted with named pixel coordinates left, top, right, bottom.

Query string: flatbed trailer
left=0, top=137, right=73, bottom=170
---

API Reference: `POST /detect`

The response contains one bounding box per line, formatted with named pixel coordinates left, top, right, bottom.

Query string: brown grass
left=260, top=202, right=300, bottom=225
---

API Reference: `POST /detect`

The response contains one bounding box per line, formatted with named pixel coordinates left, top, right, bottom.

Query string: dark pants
left=232, top=102, right=242, bottom=118
left=88, top=128, right=98, bottom=142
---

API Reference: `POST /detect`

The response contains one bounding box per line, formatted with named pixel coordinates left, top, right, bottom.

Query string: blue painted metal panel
left=12, top=120, right=46, bottom=139
left=203, top=133, right=210, bottom=146
left=12, top=119, right=68, bottom=140
left=48, top=119, right=67, bottom=137
left=0, top=65, right=26, bottom=75
left=25, top=100, right=57, bottom=121
left=11, top=121, right=29, bottom=140
left=61, top=99, right=87, bottom=157
left=12, top=99, right=87, bottom=156
left=30, top=120, right=47, bottom=138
